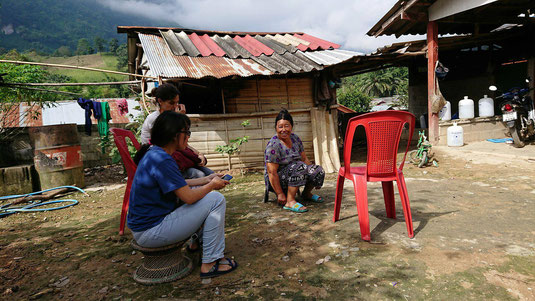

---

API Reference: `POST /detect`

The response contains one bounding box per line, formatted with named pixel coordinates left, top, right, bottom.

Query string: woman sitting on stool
left=130, top=111, right=238, bottom=279
left=264, top=109, right=325, bottom=213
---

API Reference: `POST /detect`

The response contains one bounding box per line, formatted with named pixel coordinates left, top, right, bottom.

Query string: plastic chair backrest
left=110, top=128, right=141, bottom=179
left=343, top=111, right=415, bottom=178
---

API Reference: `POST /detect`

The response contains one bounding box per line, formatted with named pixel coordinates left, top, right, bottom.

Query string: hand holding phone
left=222, top=174, right=233, bottom=181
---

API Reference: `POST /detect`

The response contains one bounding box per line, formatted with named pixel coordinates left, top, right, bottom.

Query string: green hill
left=0, top=0, right=176, bottom=54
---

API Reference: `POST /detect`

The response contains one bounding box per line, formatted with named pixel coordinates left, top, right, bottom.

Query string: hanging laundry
left=93, top=100, right=102, bottom=121
left=98, top=102, right=111, bottom=137
left=77, top=98, right=94, bottom=135
left=98, top=102, right=112, bottom=153
left=117, top=99, right=129, bottom=116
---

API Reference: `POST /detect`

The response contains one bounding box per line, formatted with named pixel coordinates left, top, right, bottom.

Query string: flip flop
left=283, top=202, right=308, bottom=213
left=304, top=194, right=323, bottom=203
left=200, top=258, right=238, bottom=279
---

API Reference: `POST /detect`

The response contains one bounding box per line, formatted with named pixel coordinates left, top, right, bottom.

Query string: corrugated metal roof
left=367, top=0, right=534, bottom=37
left=139, top=34, right=271, bottom=78
left=137, top=29, right=358, bottom=79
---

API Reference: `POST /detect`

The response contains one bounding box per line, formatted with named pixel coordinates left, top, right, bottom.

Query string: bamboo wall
left=223, top=77, right=314, bottom=113
left=187, top=110, right=314, bottom=171
left=188, top=77, right=315, bottom=171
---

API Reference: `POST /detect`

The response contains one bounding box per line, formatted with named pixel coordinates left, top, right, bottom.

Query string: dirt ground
left=1, top=141, right=535, bottom=300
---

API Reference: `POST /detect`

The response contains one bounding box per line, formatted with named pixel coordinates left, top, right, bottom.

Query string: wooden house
left=118, top=26, right=365, bottom=172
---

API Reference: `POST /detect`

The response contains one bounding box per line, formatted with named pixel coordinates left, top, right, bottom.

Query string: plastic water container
left=459, top=96, right=474, bottom=119
left=478, top=95, right=494, bottom=117
left=439, top=101, right=451, bottom=121
left=447, top=122, right=463, bottom=147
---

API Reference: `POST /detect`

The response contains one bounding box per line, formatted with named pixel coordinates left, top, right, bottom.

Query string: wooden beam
left=3, top=81, right=142, bottom=86
left=0, top=60, right=156, bottom=79
left=427, top=21, right=439, bottom=144
left=373, top=0, right=420, bottom=37
left=401, top=11, right=427, bottom=22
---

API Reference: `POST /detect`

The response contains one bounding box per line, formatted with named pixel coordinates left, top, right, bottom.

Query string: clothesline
left=0, top=59, right=157, bottom=79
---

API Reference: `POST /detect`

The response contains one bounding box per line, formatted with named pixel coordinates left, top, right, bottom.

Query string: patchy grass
left=1, top=158, right=535, bottom=300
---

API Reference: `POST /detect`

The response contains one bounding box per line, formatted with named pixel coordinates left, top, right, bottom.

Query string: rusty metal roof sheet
left=139, top=34, right=271, bottom=79
left=136, top=28, right=358, bottom=79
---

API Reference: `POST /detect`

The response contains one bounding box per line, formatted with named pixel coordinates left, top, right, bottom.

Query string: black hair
left=275, top=108, right=293, bottom=127
left=149, top=83, right=180, bottom=106
left=133, top=111, right=190, bottom=164
left=151, top=111, right=191, bottom=147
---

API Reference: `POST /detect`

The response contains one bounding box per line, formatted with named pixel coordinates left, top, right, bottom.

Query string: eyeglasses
left=179, top=130, right=191, bottom=136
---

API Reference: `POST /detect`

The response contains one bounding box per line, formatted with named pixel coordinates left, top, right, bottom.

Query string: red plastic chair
left=110, top=128, right=141, bottom=235
left=333, top=111, right=415, bottom=241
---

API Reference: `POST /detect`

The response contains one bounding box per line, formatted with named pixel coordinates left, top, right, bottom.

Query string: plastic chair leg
left=333, top=174, right=345, bottom=222
left=119, top=180, right=132, bottom=236
left=353, top=175, right=370, bottom=241
left=381, top=181, right=396, bottom=219
left=396, top=172, right=414, bottom=238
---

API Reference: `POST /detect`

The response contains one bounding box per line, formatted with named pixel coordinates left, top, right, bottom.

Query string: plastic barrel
left=28, top=124, right=85, bottom=190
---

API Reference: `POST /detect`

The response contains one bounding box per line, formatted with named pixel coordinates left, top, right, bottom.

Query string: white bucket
left=439, top=101, right=451, bottom=121
left=459, top=96, right=474, bottom=119
left=447, top=122, right=463, bottom=147
left=478, top=95, right=494, bottom=117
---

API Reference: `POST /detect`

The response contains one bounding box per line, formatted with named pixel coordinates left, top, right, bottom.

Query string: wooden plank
left=319, top=110, right=334, bottom=173
left=327, top=110, right=341, bottom=171
left=310, top=108, right=321, bottom=166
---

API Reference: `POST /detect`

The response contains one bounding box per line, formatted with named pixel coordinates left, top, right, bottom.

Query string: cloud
left=98, top=0, right=424, bottom=53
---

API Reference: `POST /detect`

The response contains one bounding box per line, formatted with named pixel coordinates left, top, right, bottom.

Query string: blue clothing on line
left=93, top=100, right=102, bottom=120
left=127, top=145, right=187, bottom=232
left=77, top=98, right=94, bottom=135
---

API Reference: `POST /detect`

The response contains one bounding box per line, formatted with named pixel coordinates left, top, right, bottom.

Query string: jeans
left=132, top=191, right=226, bottom=263
left=184, top=166, right=214, bottom=179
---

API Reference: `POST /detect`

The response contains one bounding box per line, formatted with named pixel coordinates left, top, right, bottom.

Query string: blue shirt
left=127, top=146, right=187, bottom=232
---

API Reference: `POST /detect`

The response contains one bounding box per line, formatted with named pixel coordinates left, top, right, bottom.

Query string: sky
left=98, top=0, right=424, bottom=54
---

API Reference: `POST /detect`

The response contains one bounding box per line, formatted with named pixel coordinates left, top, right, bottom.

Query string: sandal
left=304, top=194, right=323, bottom=203
left=200, top=258, right=238, bottom=279
left=283, top=202, right=308, bottom=213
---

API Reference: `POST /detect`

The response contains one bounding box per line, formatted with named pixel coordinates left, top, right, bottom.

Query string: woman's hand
left=209, top=176, right=229, bottom=190
left=207, top=173, right=223, bottom=180
left=198, top=154, right=207, bottom=166
left=277, top=193, right=287, bottom=206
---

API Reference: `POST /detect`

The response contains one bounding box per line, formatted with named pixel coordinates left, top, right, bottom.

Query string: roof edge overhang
left=117, top=26, right=304, bottom=36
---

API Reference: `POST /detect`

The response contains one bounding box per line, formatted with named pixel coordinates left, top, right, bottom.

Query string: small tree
left=337, top=87, right=372, bottom=113
left=215, top=120, right=250, bottom=171
left=94, top=36, right=106, bottom=53
left=108, top=38, right=119, bottom=53
left=0, top=51, right=62, bottom=142
left=115, top=44, right=128, bottom=70
left=53, top=46, right=72, bottom=57
left=76, top=38, right=92, bottom=55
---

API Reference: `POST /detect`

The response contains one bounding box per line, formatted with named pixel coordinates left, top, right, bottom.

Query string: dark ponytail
left=275, top=108, right=293, bottom=127
left=149, top=83, right=180, bottom=106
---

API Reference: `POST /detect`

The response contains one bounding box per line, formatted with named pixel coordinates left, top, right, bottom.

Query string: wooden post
left=427, top=21, right=439, bottom=144
left=327, top=111, right=341, bottom=171
left=224, top=119, right=231, bottom=170
left=318, top=110, right=334, bottom=173
left=310, top=108, right=321, bottom=166
left=221, top=87, right=226, bottom=114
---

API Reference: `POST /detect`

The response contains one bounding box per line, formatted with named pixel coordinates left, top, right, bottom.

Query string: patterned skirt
left=265, top=161, right=325, bottom=192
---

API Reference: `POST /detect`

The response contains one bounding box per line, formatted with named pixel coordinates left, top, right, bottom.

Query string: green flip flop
left=283, top=202, right=308, bottom=213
